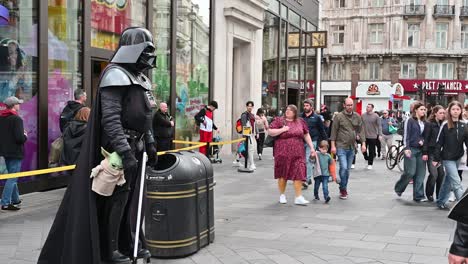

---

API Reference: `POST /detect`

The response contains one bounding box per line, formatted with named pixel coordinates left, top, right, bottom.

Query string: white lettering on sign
left=421, top=81, right=462, bottom=91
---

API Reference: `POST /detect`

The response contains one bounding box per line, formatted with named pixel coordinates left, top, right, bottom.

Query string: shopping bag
left=49, top=136, right=64, bottom=166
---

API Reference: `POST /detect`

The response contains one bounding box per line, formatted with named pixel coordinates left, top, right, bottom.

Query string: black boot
left=97, top=191, right=131, bottom=264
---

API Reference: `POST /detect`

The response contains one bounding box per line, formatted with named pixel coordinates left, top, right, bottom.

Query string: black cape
left=38, top=85, right=145, bottom=263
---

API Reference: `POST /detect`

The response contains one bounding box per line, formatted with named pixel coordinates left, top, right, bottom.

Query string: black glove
left=146, top=143, right=157, bottom=167
left=121, top=151, right=138, bottom=175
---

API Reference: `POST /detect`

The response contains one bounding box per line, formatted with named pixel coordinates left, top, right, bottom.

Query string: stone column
left=351, top=56, right=360, bottom=97
left=390, top=56, right=400, bottom=85
left=457, top=58, right=467, bottom=103
left=416, top=56, right=427, bottom=80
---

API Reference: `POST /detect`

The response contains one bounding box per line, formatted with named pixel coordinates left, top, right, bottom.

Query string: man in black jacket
left=152, top=102, right=174, bottom=151
left=301, top=99, right=327, bottom=187
left=59, top=89, right=86, bottom=132
left=39, top=27, right=157, bottom=264
left=0, top=96, right=27, bottom=211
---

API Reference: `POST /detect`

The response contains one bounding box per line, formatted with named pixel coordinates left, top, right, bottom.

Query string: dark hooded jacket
left=60, top=120, right=87, bottom=166
left=0, top=109, right=27, bottom=159
left=59, top=101, right=83, bottom=133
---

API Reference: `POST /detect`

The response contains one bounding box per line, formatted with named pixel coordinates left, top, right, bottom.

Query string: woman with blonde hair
left=433, top=101, right=468, bottom=209
left=268, top=104, right=316, bottom=205
left=60, top=107, right=91, bottom=165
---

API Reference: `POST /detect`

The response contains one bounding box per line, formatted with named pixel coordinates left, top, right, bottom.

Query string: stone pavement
left=0, top=148, right=464, bottom=264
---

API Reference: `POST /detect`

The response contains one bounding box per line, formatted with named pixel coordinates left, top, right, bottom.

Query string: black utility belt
left=124, top=129, right=145, bottom=139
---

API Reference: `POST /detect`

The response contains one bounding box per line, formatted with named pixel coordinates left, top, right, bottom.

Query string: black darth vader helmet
left=110, top=27, right=156, bottom=72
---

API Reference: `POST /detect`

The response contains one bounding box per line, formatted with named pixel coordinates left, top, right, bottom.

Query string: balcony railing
left=461, top=6, right=468, bottom=18
left=404, top=5, right=426, bottom=16
left=433, top=5, right=455, bottom=17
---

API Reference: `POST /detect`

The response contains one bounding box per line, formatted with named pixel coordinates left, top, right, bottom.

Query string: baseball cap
left=4, top=96, right=23, bottom=107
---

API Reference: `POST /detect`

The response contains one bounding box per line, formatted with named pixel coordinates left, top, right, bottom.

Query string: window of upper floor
left=332, top=25, right=345, bottom=44
left=369, top=24, right=384, bottom=44
left=368, top=62, right=380, bottom=80
left=400, top=63, right=416, bottom=78
left=407, top=24, right=420, bottom=48
left=436, top=23, right=448, bottom=49
left=427, top=63, right=454, bottom=79
left=370, top=0, right=384, bottom=7
left=334, top=0, right=346, bottom=8
left=331, top=63, right=344, bottom=80
left=462, top=25, right=468, bottom=48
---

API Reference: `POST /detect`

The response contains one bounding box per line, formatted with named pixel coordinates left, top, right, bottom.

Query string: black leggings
left=256, top=133, right=265, bottom=155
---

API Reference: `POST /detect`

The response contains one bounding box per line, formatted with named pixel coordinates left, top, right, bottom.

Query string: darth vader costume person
left=38, top=27, right=157, bottom=264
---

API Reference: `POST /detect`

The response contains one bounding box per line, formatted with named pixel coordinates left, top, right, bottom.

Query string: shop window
left=175, top=0, right=210, bottom=141
left=370, top=0, right=385, bottom=7
left=462, top=25, right=468, bottom=49
left=436, top=23, right=448, bottom=49
left=0, top=2, right=38, bottom=171
left=152, top=0, right=171, bottom=105
left=48, top=0, right=83, bottom=167
left=400, top=63, right=416, bottom=78
left=331, top=63, right=344, bottom=80
left=369, top=24, right=384, bottom=44
left=354, top=0, right=360, bottom=7
left=407, top=24, right=420, bottom=48
left=368, top=62, right=380, bottom=80
left=332, top=25, right=345, bottom=45
left=427, top=63, right=454, bottom=79
left=335, top=0, right=346, bottom=8
left=91, top=0, right=147, bottom=50
left=324, top=95, right=346, bottom=113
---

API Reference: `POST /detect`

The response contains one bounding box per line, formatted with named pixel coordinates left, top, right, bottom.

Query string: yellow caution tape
left=0, top=137, right=247, bottom=180
left=0, top=165, right=76, bottom=180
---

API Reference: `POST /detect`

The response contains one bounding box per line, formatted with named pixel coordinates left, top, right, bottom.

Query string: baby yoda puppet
left=90, top=147, right=126, bottom=196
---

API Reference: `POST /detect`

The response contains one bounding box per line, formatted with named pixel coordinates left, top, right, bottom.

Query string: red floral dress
left=270, top=117, right=309, bottom=181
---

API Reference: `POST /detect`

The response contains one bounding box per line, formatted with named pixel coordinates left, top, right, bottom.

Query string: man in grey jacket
left=362, top=104, right=382, bottom=170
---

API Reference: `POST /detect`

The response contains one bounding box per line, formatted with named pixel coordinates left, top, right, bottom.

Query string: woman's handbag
left=263, top=118, right=286, bottom=148
left=388, top=125, right=398, bottom=134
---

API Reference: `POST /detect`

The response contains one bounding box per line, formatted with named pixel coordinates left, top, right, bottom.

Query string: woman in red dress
left=269, top=104, right=316, bottom=205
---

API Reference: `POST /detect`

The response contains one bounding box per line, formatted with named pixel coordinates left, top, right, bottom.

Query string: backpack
left=397, top=121, right=405, bottom=136
left=235, top=118, right=243, bottom=134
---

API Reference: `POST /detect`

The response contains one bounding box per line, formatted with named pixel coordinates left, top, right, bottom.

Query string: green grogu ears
left=101, top=147, right=111, bottom=158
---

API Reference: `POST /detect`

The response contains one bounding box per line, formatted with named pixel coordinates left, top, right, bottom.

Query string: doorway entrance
left=91, top=59, right=108, bottom=102
left=287, top=88, right=298, bottom=106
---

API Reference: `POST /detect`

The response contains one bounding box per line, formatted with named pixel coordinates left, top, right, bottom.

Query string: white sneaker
left=249, top=165, right=257, bottom=170
left=449, top=192, right=456, bottom=202
left=232, top=160, right=240, bottom=167
left=279, top=194, right=287, bottom=204
left=294, top=195, right=310, bottom=206
left=351, top=164, right=355, bottom=169
left=367, top=165, right=373, bottom=170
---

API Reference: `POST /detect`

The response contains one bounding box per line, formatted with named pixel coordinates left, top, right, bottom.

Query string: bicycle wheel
left=386, top=145, right=398, bottom=170
left=397, top=151, right=405, bottom=172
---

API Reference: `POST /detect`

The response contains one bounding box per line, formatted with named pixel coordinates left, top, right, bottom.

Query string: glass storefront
left=262, top=2, right=318, bottom=117
left=91, top=0, right=147, bottom=50
left=0, top=1, right=38, bottom=172
left=175, top=0, right=210, bottom=141
left=0, top=1, right=213, bottom=193
left=262, top=12, right=279, bottom=119
left=48, top=0, right=83, bottom=159
left=152, top=0, right=171, bottom=105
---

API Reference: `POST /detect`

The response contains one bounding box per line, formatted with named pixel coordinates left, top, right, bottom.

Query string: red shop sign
left=399, top=79, right=468, bottom=93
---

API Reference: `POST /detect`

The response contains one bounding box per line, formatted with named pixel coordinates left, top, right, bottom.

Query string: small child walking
left=313, top=140, right=337, bottom=203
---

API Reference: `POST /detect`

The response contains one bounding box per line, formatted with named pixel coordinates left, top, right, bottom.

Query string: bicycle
left=386, top=139, right=405, bottom=172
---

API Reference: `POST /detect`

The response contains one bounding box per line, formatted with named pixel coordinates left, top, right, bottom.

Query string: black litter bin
left=145, top=151, right=215, bottom=257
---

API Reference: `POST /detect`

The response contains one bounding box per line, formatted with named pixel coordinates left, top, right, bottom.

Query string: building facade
left=321, top=0, right=468, bottom=113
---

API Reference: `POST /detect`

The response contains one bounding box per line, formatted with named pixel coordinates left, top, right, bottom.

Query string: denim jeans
left=1, top=158, right=22, bottom=206
left=437, top=160, right=465, bottom=206
left=336, top=148, right=355, bottom=191
left=394, top=147, right=426, bottom=200
left=314, top=176, right=329, bottom=199
left=305, top=141, right=318, bottom=182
